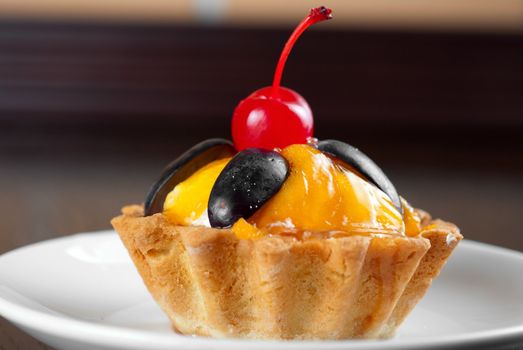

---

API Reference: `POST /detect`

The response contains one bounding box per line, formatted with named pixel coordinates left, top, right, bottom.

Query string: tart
left=111, top=6, right=462, bottom=340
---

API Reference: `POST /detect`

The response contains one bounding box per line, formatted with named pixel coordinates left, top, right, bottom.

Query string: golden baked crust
left=111, top=205, right=462, bottom=340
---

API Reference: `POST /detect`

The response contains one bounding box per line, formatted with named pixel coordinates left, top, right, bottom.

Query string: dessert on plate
left=111, top=6, right=462, bottom=340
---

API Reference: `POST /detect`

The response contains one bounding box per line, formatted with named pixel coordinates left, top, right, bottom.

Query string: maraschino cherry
left=232, top=6, right=332, bottom=151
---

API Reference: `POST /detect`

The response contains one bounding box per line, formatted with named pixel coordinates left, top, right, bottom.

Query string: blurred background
left=1, top=0, right=523, bottom=253
left=1, top=1, right=523, bottom=252
left=0, top=0, right=522, bottom=348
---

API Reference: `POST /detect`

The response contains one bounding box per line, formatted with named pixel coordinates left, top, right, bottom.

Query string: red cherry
left=232, top=86, right=313, bottom=150
left=232, top=6, right=332, bottom=151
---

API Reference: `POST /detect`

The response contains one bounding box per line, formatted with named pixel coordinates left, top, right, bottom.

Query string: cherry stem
left=271, top=6, right=332, bottom=93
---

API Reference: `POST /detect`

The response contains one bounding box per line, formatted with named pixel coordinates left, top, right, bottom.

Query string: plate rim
left=0, top=230, right=522, bottom=349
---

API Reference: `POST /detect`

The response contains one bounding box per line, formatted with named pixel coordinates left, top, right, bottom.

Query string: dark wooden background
left=0, top=20, right=522, bottom=349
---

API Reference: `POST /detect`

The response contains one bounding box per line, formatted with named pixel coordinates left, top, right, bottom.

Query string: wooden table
left=0, top=155, right=159, bottom=350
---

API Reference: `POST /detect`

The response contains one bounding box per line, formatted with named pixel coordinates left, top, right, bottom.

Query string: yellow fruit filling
left=163, top=144, right=421, bottom=239
left=163, top=157, right=230, bottom=226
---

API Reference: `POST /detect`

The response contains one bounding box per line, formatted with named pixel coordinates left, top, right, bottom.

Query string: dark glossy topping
left=208, top=148, right=289, bottom=228
left=144, top=138, right=236, bottom=216
left=317, top=139, right=403, bottom=214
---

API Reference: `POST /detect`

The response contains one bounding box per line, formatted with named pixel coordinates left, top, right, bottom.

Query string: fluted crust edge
left=111, top=205, right=462, bottom=339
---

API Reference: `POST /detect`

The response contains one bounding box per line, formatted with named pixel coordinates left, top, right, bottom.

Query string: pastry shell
left=111, top=205, right=461, bottom=340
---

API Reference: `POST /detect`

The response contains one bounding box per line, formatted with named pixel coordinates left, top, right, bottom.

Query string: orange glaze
left=163, top=144, right=421, bottom=239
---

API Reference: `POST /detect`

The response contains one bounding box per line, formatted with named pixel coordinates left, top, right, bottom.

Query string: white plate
left=0, top=231, right=522, bottom=350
